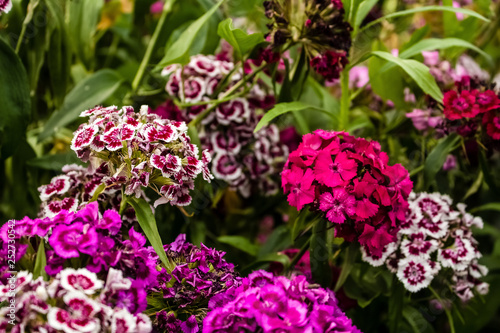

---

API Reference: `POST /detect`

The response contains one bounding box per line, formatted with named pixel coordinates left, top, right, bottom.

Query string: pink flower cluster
left=160, top=54, right=288, bottom=197
left=38, top=163, right=140, bottom=221
left=282, top=130, right=412, bottom=256
left=71, top=105, right=213, bottom=207
left=362, top=192, right=489, bottom=301
left=0, top=268, right=152, bottom=333
left=202, top=270, right=361, bottom=333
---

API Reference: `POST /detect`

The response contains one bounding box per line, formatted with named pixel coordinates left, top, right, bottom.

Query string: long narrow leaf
left=424, top=134, right=460, bottom=186
left=34, top=242, right=48, bottom=280
left=128, top=197, right=173, bottom=272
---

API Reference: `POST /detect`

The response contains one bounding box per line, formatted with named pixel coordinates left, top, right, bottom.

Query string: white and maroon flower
left=135, top=313, right=153, bottom=333
left=60, top=268, right=104, bottom=295
left=111, top=308, right=138, bottom=333
left=143, top=123, right=178, bottom=143
left=39, top=175, right=72, bottom=201
left=397, top=258, right=436, bottom=292
left=183, top=77, right=207, bottom=103
left=0, top=0, right=12, bottom=14
left=212, top=154, right=243, bottom=181
left=161, top=64, right=180, bottom=77
left=211, top=132, right=241, bottom=154
left=189, top=55, right=219, bottom=76
left=48, top=292, right=101, bottom=333
left=215, top=99, right=250, bottom=125
left=361, top=242, right=398, bottom=267
left=438, top=231, right=476, bottom=271
left=44, top=197, right=79, bottom=217
left=71, top=125, right=98, bottom=151
left=166, top=72, right=183, bottom=99
left=102, top=124, right=136, bottom=151
left=151, top=153, right=182, bottom=177
left=400, top=232, right=438, bottom=259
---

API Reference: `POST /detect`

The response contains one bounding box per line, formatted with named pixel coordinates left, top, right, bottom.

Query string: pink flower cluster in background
left=202, top=270, right=361, bottom=333
left=0, top=269, right=152, bottom=333
left=362, top=192, right=488, bottom=301
left=282, top=130, right=412, bottom=256
left=159, top=54, right=288, bottom=197
left=72, top=105, right=212, bottom=207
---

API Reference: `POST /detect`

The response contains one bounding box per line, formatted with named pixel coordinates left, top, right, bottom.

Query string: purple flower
left=48, top=222, right=98, bottom=258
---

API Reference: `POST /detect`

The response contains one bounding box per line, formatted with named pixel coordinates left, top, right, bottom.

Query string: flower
left=362, top=192, right=489, bottom=301
left=443, top=90, right=480, bottom=120
left=202, top=270, right=361, bottom=333
left=282, top=130, right=412, bottom=256
left=151, top=234, right=241, bottom=332
left=0, top=268, right=152, bottom=332
left=159, top=54, right=288, bottom=197
left=310, top=50, right=349, bottom=81
left=71, top=105, right=213, bottom=208
left=0, top=0, right=12, bottom=14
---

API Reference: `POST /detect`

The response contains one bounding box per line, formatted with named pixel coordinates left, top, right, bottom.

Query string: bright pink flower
left=314, top=152, right=357, bottom=187
left=443, top=90, right=480, bottom=120
left=282, top=167, right=316, bottom=210
left=319, top=189, right=356, bottom=223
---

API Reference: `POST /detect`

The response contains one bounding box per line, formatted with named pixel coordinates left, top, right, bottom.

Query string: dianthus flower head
left=150, top=234, right=240, bottom=332
left=71, top=105, right=213, bottom=207
left=0, top=268, right=152, bottom=333
left=159, top=54, right=288, bottom=197
left=202, top=270, right=362, bottom=333
left=264, top=0, right=352, bottom=80
left=282, top=130, right=412, bottom=256
left=362, top=192, right=488, bottom=301
left=0, top=0, right=12, bottom=14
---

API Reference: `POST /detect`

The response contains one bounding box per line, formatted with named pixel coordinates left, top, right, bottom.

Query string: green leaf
left=254, top=102, right=332, bottom=133
left=334, top=243, right=357, bottom=292
left=470, top=202, right=500, bottom=214
left=0, top=38, right=31, bottom=159
left=157, top=0, right=224, bottom=67
left=424, top=134, right=460, bottom=186
left=218, top=235, right=259, bottom=256
left=403, top=305, right=436, bottom=333
left=354, top=0, right=378, bottom=28
left=89, top=184, right=106, bottom=202
left=478, top=149, right=498, bottom=193
left=389, top=280, right=405, bottom=333
left=127, top=197, right=173, bottom=272
left=360, top=5, right=489, bottom=33
left=257, top=225, right=291, bottom=257
left=310, top=219, right=332, bottom=288
left=38, top=69, right=124, bottom=141
left=27, top=152, right=84, bottom=171
left=371, top=51, right=443, bottom=102
left=368, top=48, right=406, bottom=107
left=217, top=18, right=264, bottom=59
left=34, top=241, right=48, bottom=280
left=398, top=38, right=493, bottom=65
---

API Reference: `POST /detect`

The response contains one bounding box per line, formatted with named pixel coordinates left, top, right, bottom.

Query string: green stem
left=15, top=0, right=41, bottom=54
left=130, top=0, right=175, bottom=94
left=339, top=69, right=350, bottom=131
left=429, top=286, right=456, bottom=333
left=287, top=237, right=311, bottom=272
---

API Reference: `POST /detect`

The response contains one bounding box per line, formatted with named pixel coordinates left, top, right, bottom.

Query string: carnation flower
left=0, top=268, right=152, bottom=332
left=149, top=234, right=240, bottom=332
left=282, top=130, right=412, bottom=256
left=362, top=192, right=488, bottom=301
left=0, top=0, right=11, bottom=14
left=264, top=0, right=352, bottom=80
left=202, top=270, right=361, bottom=333
left=71, top=105, right=213, bottom=207
left=159, top=54, right=288, bottom=197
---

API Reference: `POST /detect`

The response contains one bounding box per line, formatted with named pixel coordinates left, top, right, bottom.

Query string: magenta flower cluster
left=282, top=130, right=413, bottom=256
left=362, top=192, right=489, bottom=301
left=202, top=270, right=361, bottom=333
left=38, top=163, right=139, bottom=221
left=159, top=54, right=288, bottom=197
left=152, top=234, right=240, bottom=333
left=0, top=268, right=152, bottom=333
left=0, top=203, right=160, bottom=289
left=71, top=105, right=213, bottom=207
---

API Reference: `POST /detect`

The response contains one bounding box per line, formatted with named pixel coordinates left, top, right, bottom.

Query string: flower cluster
left=38, top=163, right=139, bottom=221
left=0, top=0, right=11, bottom=15
left=264, top=0, right=352, bottom=80
left=282, top=130, right=412, bottom=256
left=202, top=270, right=361, bottom=333
left=151, top=234, right=240, bottom=332
left=71, top=105, right=213, bottom=207
left=0, top=203, right=160, bottom=289
left=160, top=54, right=288, bottom=197
left=362, top=192, right=489, bottom=301
left=0, top=268, right=152, bottom=333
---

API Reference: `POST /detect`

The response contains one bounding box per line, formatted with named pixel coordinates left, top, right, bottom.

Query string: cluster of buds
left=362, top=192, right=489, bottom=302
left=38, top=163, right=140, bottom=221
left=0, top=269, right=152, bottom=333
left=159, top=54, right=288, bottom=197
left=264, top=0, right=352, bottom=80
left=71, top=105, right=213, bottom=207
